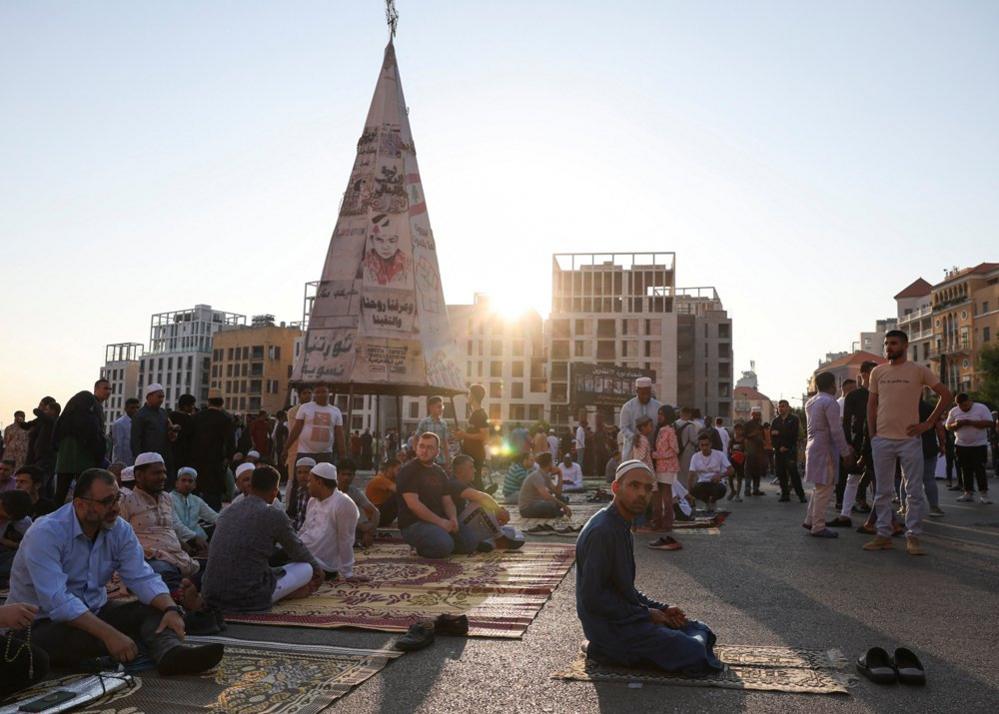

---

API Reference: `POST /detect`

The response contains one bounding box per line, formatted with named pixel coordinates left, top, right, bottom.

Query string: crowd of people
left=2, top=328, right=997, bottom=695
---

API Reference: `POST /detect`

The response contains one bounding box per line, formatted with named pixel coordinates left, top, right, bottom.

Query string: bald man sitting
left=575, top=460, right=724, bottom=675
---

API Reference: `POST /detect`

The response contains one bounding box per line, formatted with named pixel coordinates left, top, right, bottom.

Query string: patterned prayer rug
left=227, top=542, right=576, bottom=638
left=1, top=637, right=402, bottom=714
left=505, top=502, right=607, bottom=533
left=554, top=644, right=851, bottom=695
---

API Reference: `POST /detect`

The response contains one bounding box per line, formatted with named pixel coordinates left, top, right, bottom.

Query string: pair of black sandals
left=857, top=646, right=926, bottom=685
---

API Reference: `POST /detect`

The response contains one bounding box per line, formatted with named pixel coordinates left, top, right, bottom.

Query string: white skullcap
left=311, top=462, right=338, bottom=483
left=177, top=466, right=198, bottom=479
left=120, top=466, right=135, bottom=483
left=296, top=456, right=317, bottom=468
left=235, top=462, right=256, bottom=477
left=247, top=450, right=261, bottom=459
left=144, top=383, right=164, bottom=398
left=635, top=377, right=653, bottom=389
left=134, top=452, right=165, bottom=467
left=750, top=406, right=762, bottom=413
left=614, top=459, right=655, bottom=482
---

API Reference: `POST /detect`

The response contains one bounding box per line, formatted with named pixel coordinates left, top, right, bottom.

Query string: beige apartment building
left=929, top=262, right=999, bottom=392
left=210, top=317, right=302, bottom=415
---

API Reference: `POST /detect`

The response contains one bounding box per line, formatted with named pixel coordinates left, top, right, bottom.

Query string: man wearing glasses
left=6, top=468, right=224, bottom=675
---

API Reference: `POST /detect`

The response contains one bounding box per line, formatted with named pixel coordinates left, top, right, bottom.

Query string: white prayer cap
left=235, top=462, right=256, bottom=477
left=750, top=406, right=762, bottom=414
left=120, top=466, right=135, bottom=483
left=134, top=452, right=165, bottom=468
left=177, top=466, right=198, bottom=479
left=614, top=459, right=655, bottom=482
left=144, top=383, right=165, bottom=398
left=296, top=456, right=317, bottom=468
left=635, top=377, right=653, bottom=389
left=247, top=450, right=261, bottom=459
left=310, top=462, right=338, bottom=483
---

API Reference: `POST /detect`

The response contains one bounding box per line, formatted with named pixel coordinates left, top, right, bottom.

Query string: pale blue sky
left=2, top=1, right=997, bottom=421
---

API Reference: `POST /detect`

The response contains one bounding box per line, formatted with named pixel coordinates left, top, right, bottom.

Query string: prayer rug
left=226, top=542, right=575, bottom=638
left=2, top=637, right=402, bottom=714
left=554, top=644, right=851, bottom=695
left=506, top=502, right=606, bottom=532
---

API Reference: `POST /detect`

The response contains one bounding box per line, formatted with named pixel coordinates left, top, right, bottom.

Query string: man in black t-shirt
left=455, top=384, right=490, bottom=490
left=397, top=432, right=482, bottom=559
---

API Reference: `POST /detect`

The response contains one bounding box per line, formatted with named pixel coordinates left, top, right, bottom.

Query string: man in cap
left=131, top=384, right=172, bottom=464
left=286, top=456, right=316, bottom=531
left=202, top=465, right=323, bottom=612
left=618, top=377, right=661, bottom=462
left=576, top=460, right=723, bottom=674
left=119, top=453, right=202, bottom=591
left=297, top=462, right=362, bottom=580
left=118, top=465, right=134, bottom=495
left=7, top=468, right=224, bottom=674
left=171, top=467, right=219, bottom=542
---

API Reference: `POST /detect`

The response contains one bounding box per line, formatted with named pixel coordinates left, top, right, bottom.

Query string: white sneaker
left=979, top=495, right=993, bottom=505
left=957, top=493, right=973, bottom=502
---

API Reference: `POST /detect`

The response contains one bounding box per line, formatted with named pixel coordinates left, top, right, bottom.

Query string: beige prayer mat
left=2, top=637, right=402, bottom=714
left=554, top=644, right=851, bottom=695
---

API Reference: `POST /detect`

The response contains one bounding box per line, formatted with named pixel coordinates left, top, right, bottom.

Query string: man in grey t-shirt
left=518, top=455, right=572, bottom=519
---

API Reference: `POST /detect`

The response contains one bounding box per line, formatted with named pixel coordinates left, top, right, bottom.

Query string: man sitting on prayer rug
left=119, top=452, right=202, bottom=592
left=575, top=459, right=724, bottom=675
left=6, top=468, right=224, bottom=674
left=397, top=432, right=486, bottom=558
left=170, top=466, right=219, bottom=542
left=519, top=452, right=573, bottom=519
left=335, top=458, right=380, bottom=548
left=366, top=458, right=401, bottom=527
left=297, top=462, right=364, bottom=581
left=202, top=465, right=323, bottom=612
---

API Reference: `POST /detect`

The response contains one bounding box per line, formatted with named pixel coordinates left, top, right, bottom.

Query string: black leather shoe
left=157, top=643, right=225, bottom=676
left=394, top=621, right=436, bottom=651
left=434, top=613, right=469, bottom=636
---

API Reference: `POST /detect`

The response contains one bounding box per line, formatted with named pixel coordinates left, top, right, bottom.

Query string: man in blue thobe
left=576, top=459, right=724, bottom=675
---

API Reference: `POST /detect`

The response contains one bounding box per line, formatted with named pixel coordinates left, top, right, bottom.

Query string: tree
left=975, top=344, right=999, bottom=409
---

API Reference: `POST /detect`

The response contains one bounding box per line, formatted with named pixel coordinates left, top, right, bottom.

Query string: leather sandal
left=856, top=646, right=897, bottom=684
left=893, top=647, right=926, bottom=685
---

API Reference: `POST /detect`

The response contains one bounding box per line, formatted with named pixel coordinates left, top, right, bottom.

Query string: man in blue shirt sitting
left=7, top=468, right=224, bottom=675
left=575, top=459, right=724, bottom=675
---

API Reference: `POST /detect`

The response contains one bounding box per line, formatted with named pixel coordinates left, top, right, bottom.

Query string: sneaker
left=957, top=493, right=974, bottom=502
left=862, top=535, right=894, bottom=551
left=810, top=528, right=839, bottom=538
left=734, top=495, right=743, bottom=503
left=979, top=494, right=993, bottom=504
left=929, top=506, right=945, bottom=517
left=856, top=523, right=876, bottom=535
left=827, top=516, right=852, bottom=528
left=906, top=536, right=926, bottom=556
left=726, top=491, right=735, bottom=501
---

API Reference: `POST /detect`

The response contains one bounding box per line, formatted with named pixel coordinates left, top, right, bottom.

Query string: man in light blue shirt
left=111, top=398, right=140, bottom=467
left=7, top=468, right=224, bottom=675
left=170, top=467, right=219, bottom=541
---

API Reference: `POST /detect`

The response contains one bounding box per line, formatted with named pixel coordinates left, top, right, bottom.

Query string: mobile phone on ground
left=19, top=690, right=77, bottom=712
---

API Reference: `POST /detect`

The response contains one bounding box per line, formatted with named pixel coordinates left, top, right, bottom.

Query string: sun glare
left=487, top=291, right=534, bottom=321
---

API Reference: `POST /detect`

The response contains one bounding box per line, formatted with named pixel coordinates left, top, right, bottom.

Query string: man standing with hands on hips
left=864, top=330, right=952, bottom=555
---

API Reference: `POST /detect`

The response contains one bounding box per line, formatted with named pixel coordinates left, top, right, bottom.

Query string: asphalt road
left=225, top=475, right=999, bottom=714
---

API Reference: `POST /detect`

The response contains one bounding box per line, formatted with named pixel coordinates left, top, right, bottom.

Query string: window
left=552, top=341, right=569, bottom=359
left=490, top=361, right=503, bottom=378
left=597, top=319, right=616, bottom=338
left=985, top=327, right=992, bottom=342
left=552, top=319, right=570, bottom=338
left=409, top=402, right=420, bottom=419
left=597, top=341, right=615, bottom=359
left=512, top=340, right=524, bottom=357
left=510, top=404, right=525, bottom=420
left=574, top=341, right=586, bottom=357
left=575, top=319, right=586, bottom=335
left=984, top=301, right=990, bottom=314
left=512, top=362, right=524, bottom=378
left=490, top=382, right=502, bottom=398
left=512, top=382, right=524, bottom=399
left=718, top=343, right=731, bottom=358
left=718, top=323, right=730, bottom=338
left=268, top=346, right=281, bottom=360
left=489, top=404, right=502, bottom=421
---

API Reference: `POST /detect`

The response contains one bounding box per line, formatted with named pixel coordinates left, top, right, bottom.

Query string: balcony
left=928, top=341, right=971, bottom=359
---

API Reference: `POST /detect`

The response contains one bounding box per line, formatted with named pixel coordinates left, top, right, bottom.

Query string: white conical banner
left=294, top=42, right=465, bottom=395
